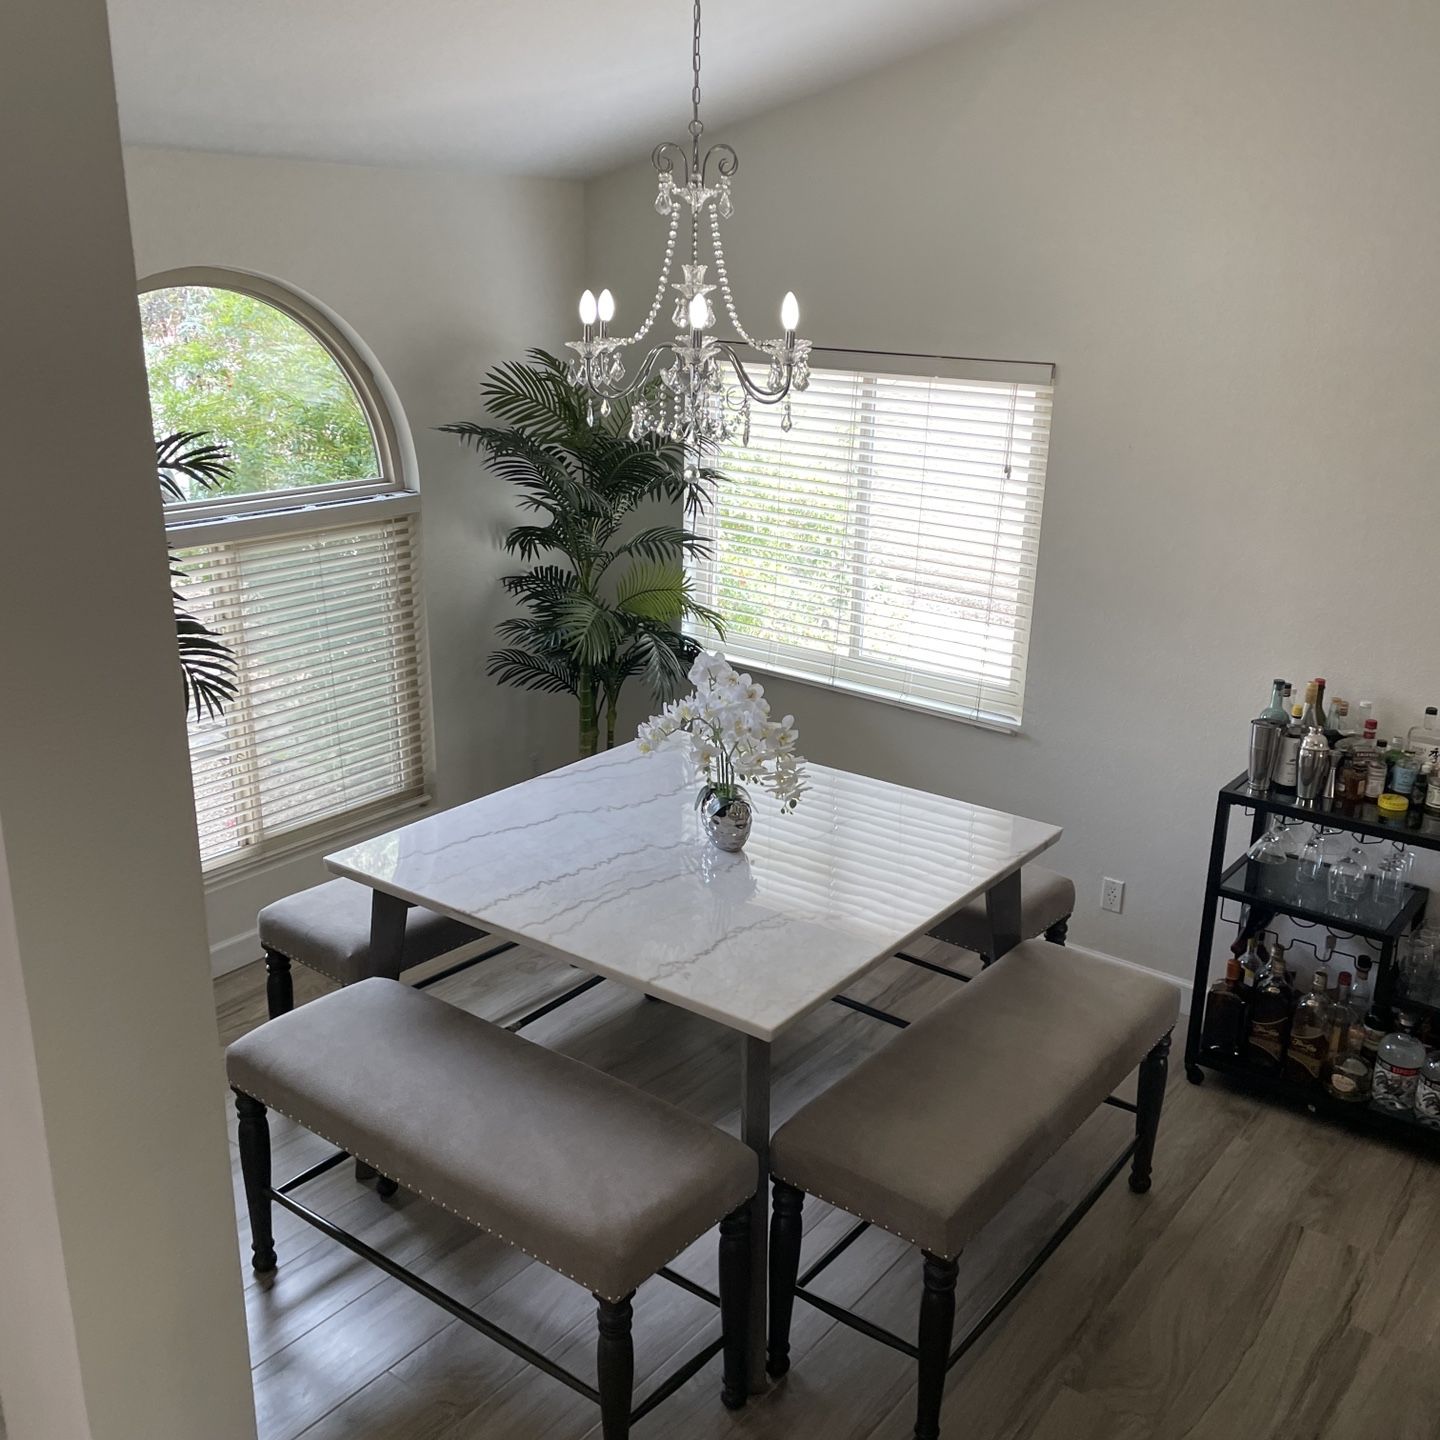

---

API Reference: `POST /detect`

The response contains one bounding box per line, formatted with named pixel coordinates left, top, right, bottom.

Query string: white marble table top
left=327, top=743, right=1061, bottom=1041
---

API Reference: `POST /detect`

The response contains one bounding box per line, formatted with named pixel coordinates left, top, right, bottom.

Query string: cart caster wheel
left=1186, top=1065, right=1204, bottom=1086
left=376, top=1176, right=399, bottom=1199
left=1128, top=1174, right=1152, bottom=1195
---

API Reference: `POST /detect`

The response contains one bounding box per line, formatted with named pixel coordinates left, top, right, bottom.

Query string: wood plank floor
left=214, top=941, right=1440, bottom=1440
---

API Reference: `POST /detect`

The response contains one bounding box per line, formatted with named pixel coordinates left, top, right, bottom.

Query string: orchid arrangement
left=637, top=652, right=808, bottom=811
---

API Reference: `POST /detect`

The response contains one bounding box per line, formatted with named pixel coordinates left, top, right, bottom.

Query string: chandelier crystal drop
left=566, top=0, right=810, bottom=451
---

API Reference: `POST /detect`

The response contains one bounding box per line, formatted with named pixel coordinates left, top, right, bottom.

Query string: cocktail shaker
left=1296, top=728, right=1332, bottom=803
left=1246, top=718, right=1283, bottom=793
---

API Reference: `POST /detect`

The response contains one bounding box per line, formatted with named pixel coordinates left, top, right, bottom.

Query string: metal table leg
left=353, top=890, right=410, bottom=1180
left=369, top=889, right=409, bottom=980
left=985, top=868, right=1023, bottom=961
left=740, top=1034, right=771, bottom=1395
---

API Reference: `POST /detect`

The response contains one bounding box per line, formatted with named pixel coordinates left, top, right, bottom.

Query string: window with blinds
left=688, top=359, right=1053, bottom=729
left=175, top=513, right=428, bottom=868
left=144, top=271, right=430, bottom=875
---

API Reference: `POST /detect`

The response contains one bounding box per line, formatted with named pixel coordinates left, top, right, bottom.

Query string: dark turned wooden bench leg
left=1130, top=1030, right=1172, bottom=1194
left=914, top=1252, right=959, bottom=1440
left=1044, top=914, right=1071, bottom=945
left=234, top=1090, right=277, bottom=1274
left=264, top=948, right=294, bottom=1019
left=595, top=1292, right=635, bottom=1440
left=719, top=1202, right=751, bottom=1409
left=767, top=1179, right=804, bottom=1378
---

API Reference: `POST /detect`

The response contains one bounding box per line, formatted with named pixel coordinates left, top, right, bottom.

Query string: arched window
left=141, top=270, right=428, bottom=872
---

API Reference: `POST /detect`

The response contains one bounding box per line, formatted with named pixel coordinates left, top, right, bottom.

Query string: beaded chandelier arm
left=566, top=0, right=810, bottom=448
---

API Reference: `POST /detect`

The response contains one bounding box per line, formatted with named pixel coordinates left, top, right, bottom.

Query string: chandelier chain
left=690, top=0, right=703, bottom=140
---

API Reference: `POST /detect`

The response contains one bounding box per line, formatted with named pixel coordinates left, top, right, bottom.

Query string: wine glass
left=1247, top=818, right=1292, bottom=898
left=1373, top=844, right=1411, bottom=923
left=1402, top=931, right=1439, bottom=1008
left=1327, top=845, right=1367, bottom=919
left=1294, top=831, right=1327, bottom=907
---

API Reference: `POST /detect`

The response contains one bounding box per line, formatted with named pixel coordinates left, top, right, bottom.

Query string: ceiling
left=108, top=0, right=1040, bottom=179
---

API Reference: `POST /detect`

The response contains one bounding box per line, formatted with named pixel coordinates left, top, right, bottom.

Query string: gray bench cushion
left=227, top=979, right=756, bottom=1300
left=928, top=865, right=1075, bottom=955
left=770, top=940, right=1178, bottom=1260
left=258, top=878, right=484, bottom=985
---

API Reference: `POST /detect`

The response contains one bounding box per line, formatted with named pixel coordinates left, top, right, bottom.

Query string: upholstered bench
left=926, top=864, right=1075, bottom=961
left=767, top=940, right=1178, bottom=1440
left=259, top=877, right=490, bottom=1018
left=228, top=979, right=757, bottom=1438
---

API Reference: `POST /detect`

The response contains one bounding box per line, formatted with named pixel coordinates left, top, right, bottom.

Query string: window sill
left=200, top=790, right=433, bottom=892
left=718, top=654, right=1022, bottom=736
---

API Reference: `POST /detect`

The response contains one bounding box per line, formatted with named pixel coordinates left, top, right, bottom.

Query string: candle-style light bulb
left=780, top=291, right=800, bottom=333
left=687, top=294, right=709, bottom=331
left=597, top=288, right=615, bottom=324
left=579, top=290, right=598, bottom=326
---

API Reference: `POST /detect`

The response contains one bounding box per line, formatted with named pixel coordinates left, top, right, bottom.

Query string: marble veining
left=327, top=743, right=1061, bottom=1040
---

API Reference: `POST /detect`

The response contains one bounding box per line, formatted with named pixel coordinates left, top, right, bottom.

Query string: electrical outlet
left=1101, top=877, right=1125, bottom=914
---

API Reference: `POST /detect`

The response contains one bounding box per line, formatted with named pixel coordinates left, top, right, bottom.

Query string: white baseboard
left=1065, top=942, right=1192, bottom=1016
left=211, top=927, right=261, bottom=978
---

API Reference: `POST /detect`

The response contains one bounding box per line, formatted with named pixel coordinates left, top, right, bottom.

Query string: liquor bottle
left=1258, top=678, right=1290, bottom=729
left=1299, top=682, right=1322, bottom=733
left=1285, top=967, right=1332, bottom=1086
left=1385, top=740, right=1420, bottom=796
left=1319, top=935, right=1337, bottom=985
left=1274, top=704, right=1304, bottom=791
left=1349, top=956, right=1373, bottom=1032
left=1247, top=944, right=1294, bottom=1074
left=1324, top=971, right=1369, bottom=1103
left=1353, top=699, right=1375, bottom=736
left=1406, top=706, right=1440, bottom=763
left=1330, top=699, right=1355, bottom=739
left=1201, top=958, right=1249, bottom=1061
left=1312, top=678, right=1330, bottom=733
left=1427, top=758, right=1440, bottom=817
left=1414, top=1051, right=1440, bottom=1130
left=1365, top=741, right=1387, bottom=801
left=1372, top=1013, right=1426, bottom=1113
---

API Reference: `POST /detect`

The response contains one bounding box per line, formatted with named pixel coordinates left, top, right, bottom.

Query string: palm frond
left=156, top=430, right=234, bottom=501
left=608, top=525, right=711, bottom=564
left=174, top=602, right=238, bottom=720
left=485, top=647, right=578, bottom=695
left=554, top=594, right=625, bottom=666
left=613, top=560, right=691, bottom=623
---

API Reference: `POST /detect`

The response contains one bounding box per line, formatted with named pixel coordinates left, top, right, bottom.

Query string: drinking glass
left=1327, top=845, right=1368, bottom=919
left=1373, top=844, right=1411, bottom=924
left=1402, top=931, right=1439, bottom=1008
left=1294, top=832, right=1327, bottom=907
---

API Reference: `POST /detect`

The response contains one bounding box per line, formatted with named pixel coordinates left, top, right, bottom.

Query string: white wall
left=584, top=0, right=1440, bottom=983
left=0, top=1, right=254, bottom=1434
left=123, top=148, right=586, bottom=967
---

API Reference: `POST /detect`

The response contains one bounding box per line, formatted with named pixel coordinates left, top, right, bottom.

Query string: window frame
left=140, top=267, right=433, bottom=881
left=141, top=267, right=407, bottom=522
left=688, top=346, right=1055, bottom=735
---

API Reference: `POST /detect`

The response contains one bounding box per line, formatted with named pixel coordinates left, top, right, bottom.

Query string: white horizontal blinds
left=178, top=515, right=427, bottom=869
left=689, top=364, right=1052, bottom=728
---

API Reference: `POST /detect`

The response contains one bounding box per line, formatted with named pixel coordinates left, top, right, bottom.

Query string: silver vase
left=698, top=786, right=753, bottom=853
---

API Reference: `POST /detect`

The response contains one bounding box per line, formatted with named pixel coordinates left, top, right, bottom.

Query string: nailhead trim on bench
left=236, top=1083, right=756, bottom=1302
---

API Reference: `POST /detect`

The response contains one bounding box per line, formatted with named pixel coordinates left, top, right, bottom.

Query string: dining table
left=326, top=741, right=1061, bottom=1393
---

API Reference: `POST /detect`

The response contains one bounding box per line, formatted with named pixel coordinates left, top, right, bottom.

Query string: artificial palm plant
left=157, top=431, right=239, bottom=719
left=443, top=349, right=722, bottom=757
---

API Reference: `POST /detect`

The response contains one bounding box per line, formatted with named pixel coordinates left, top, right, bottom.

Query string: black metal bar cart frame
left=1186, top=773, right=1438, bottom=1139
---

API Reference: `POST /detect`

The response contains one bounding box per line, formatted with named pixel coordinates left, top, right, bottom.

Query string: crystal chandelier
left=567, top=0, right=810, bottom=450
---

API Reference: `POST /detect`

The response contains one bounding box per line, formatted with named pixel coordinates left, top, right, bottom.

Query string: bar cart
left=1186, top=774, right=1437, bottom=1142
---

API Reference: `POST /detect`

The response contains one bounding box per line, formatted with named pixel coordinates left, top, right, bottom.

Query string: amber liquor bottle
left=1285, top=968, right=1332, bottom=1086
left=1247, top=946, right=1294, bottom=1074
left=1202, top=958, right=1249, bottom=1060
